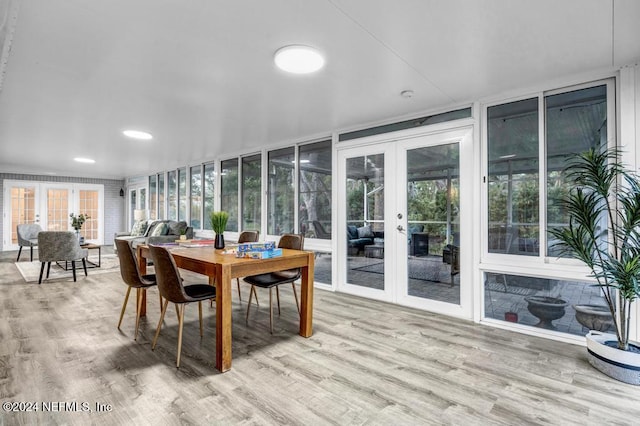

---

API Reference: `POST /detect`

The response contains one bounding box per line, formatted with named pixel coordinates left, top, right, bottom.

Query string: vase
left=524, top=295, right=568, bottom=330
left=586, top=331, right=640, bottom=385
left=214, top=233, right=225, bottom=249
left=573, top=304, right=614, bottom=332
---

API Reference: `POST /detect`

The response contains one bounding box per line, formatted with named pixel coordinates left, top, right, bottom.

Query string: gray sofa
left=114, top=220, right=193, bottom=250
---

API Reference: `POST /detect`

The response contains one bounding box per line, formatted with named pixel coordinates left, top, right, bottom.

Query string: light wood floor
left=2, top=249, right=640, bottom=425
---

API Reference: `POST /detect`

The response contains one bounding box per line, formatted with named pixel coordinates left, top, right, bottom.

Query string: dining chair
left=16, top=223, right=42, bottom=262
left=244, top=233, right=304, bottom=334
left=115, top=239, right=158, bottom=340
left=149, top=244, right=216, bottom=368
left=236, top=230, right=260, bottom=303
left=37, top=231, right=88, bottom=284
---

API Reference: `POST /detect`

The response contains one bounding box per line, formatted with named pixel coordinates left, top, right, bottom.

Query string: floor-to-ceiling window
left=268, top=147, right=295, bottom=235
left=167, top=170, right=177, bottom=220
left=149, top=175, right=157, bottom=220
left=190, top=165, right=202, bottom=229
left=483, top=80, right=614, bottom=337
left=220, top=159, right=239, bottom=232
left=299, top=140, right=332, bottom=240
left=241, top=154, right=262, bottom=233
left=203, top=163, right=215, bottom=230
left=158, top=173, right=165, bottom=220
left=178, top=167, right=187, bottom=221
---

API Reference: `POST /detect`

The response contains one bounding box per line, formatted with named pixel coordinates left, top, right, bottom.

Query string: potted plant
left=70, top=213, right=90, bottom=244
left=549, top=147, right=640, bottom=385
left=210, top=211, right=229, bottom=249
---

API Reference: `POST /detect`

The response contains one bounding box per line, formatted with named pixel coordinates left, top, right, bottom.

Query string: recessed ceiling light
left=74, top=157, right=95, bottom=164
left=274, top=45, right=325, bottom=74
left=123, top=130, right=153, bottom=140
left=401, top=90, right=414, bottom=98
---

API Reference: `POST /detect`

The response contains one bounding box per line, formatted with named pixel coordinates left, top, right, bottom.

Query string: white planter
left=586, top=330, right=640, bottom=385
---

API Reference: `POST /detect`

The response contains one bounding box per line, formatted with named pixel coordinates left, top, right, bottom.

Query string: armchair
left=37, top=231, right=88, bottom=284
left=17, top=223, right=43, bottom=261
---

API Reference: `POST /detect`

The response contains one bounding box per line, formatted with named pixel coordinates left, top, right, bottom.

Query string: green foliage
left=210, top=211, right=229, bottom=234
left=69, top=213, right=90, bottom=230
left=549, top=147, right=640, bottom=351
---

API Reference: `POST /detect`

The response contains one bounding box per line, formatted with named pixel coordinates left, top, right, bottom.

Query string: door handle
left=397, top=225, right=405, bottom=232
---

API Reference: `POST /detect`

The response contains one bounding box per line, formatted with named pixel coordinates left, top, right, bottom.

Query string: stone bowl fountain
left=524, top=295, right=569, bottom=330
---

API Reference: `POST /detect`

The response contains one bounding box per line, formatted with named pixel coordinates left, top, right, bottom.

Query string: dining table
left=136, top=244, right=315, bottom=372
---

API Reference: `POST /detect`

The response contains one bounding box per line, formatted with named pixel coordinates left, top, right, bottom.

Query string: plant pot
left=524, top=295, right=568, bottom=330
left=586, top=331, right=640, bottom=385
left=214, top=233, right=225, bottom=249
left=573, top=304, right=614, bottom=332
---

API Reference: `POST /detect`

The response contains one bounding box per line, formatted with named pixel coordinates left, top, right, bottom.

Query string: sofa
left=347, top=224, right=383, bottom=254
left=114, top=220, right=194, bottom=250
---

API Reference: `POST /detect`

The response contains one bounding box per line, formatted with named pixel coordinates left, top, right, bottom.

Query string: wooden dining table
left=136, top=244, right=315, bottom=372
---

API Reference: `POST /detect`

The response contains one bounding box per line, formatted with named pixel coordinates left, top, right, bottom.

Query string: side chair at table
left=115, top=239, right=158, bottom=341
left=244, top=233, right=304, bottom=334
left=37, top=231, right=88, bottom=284
left=149, top=245, right=217, bottom=368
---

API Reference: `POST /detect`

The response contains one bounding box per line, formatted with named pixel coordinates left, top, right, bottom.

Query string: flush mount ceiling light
left=74, top=157, right=95, bottom=164
left=123, top=130, right=153, bottom=140
left=274, top=45, right=325, bottom=74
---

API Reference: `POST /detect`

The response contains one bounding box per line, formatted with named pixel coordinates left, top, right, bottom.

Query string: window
left=220, top=159, right=239, bottom=232
left=268, top=147, right=295, bottom=235
left=178, top=167, right=187, bottom=221
left=299, top=140, right=332, bottom=239
left=190, top=166, right=202, bottom=229
left=158, top=173, right=165, bottom=220
left=487, top=98, right=539, bottom=256
left=203, top=163, right=215, bottom=230
left=167, top=170, right=177, bottom=220
left=242, top=154, right=261, bottom=233
left=78, top=189, right=99, bottom=240
left=149, top=175, right=157, bottom=220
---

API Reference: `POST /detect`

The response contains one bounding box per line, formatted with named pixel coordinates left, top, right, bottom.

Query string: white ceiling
left=0, top=0, right=638, bottom=179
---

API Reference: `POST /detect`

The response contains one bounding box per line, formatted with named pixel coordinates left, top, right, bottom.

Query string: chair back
left=115, top=239, right=147, bottom=287
left=148, top=245, right=190, bottom=304
left=238, top=230, right=259, bottom=244
left=37, top=231, right=87, bottom=262
left=17, top=223, right=43, bottom=245
left=277, top=233, right=305, bottom=279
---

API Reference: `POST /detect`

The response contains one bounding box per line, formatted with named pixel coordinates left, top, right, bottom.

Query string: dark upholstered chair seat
left=184, top=284, right=216, bottom=300
left=244, top=270, right=300, bottom=288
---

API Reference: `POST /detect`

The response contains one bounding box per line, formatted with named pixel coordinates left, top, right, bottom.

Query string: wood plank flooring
left=2, top=248, right=640, bottom=425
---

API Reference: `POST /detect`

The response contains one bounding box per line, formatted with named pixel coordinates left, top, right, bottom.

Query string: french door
left=337, top=127, right=473, bottom=319
left=3, top=180, right=104, bottom=250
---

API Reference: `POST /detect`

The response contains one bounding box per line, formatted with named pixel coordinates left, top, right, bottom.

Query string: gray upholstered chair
left=244, top=234, right=304, bottom=334
left=37, top=231, right=88, bottom=284
left=16, top=223, right=43, bottom=262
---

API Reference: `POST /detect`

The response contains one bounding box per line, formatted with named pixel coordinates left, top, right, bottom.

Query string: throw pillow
left=357, top=225, right=374, bottom=238
left=168, top=221, right=188, bottom=236
left=150, top=223, right=168, bottom=237
left=130, top=220, right=148, bottom=237
left=347, top=225, right=359, bottom=240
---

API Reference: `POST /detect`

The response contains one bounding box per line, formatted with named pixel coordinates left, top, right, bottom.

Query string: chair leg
left=46, top=262, right=51, bottom=278
left=236, top=278, right=242, bottom=301
left=198, top=301, right=203, bottom=338
left=292, top=282, right=300, bottom=315
left=16, top=246, right=22, bottom=262
left=246, top=285, right=254, bottom=323
left=38, top=262, right=45, bottom=284
left=118, top=287, right=132, bottom=329
left=152, top=299, right=169, bottom=350
left=252, top=285, right=260, bottom=306
left=276, top=286, right=281, bottom=315
left=269, top=288, right=274, bottom=334
left=30, top=246, right=34, bottom=262
left=134, top=288, right=144, bottom=341
left=82, top=258, right=88, bottom=276
left=176, top=304, right=185, bottom=368
left=71, top=261, right=77, bottom=282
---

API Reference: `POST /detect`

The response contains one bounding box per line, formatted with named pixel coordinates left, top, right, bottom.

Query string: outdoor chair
left=37, top=231, right=88, bottom=284
left=16, top=223, right=43, bottom=262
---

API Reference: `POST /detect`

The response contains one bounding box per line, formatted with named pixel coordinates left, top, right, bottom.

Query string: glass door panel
left=341, top=151, right=387, bottom=296
left=405, top=143, right=460, bottom=305
left=3, top=183, right=39, bottom=250
left=45, top=188, right=70, bottom=231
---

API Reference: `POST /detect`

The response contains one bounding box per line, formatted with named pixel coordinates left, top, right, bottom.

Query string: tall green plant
left=549, top=147, right=640, bottom=351
left=210, top=211, right=229, bottom=234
